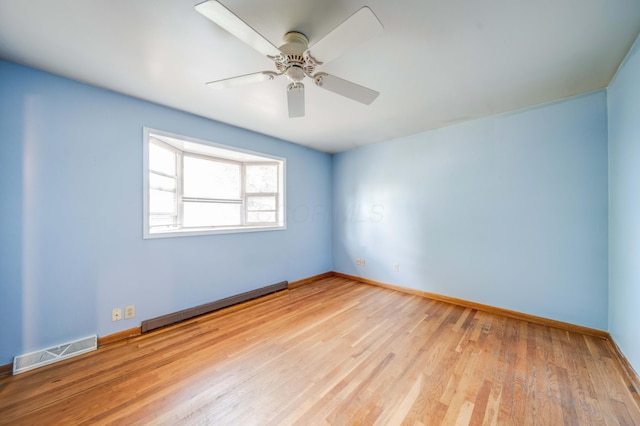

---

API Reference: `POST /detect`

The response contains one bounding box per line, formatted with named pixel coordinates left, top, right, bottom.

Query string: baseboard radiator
left=141, top=280, right=288, bottom=333
left=13, top=335, right=97, bottom=375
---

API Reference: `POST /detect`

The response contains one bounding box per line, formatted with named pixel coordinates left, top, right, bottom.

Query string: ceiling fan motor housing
left=279, top=31, right=308, bottom=55
left=276, top=32, right=318, bottom=83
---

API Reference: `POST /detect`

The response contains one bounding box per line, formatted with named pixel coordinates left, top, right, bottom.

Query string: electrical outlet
left=112, top=308, right=122, bottom=322
left=394, top=264, right=400, bottom=272
left=125, top=305, right=135, bottom=319
left=356, top=258, right=366, bottom=267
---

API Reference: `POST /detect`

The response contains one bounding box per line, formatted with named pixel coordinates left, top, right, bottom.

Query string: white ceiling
left=1, top=1, right=639, bottom=153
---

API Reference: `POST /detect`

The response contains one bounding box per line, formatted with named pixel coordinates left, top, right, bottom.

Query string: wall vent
left=13, top=335, right=97, bottom=375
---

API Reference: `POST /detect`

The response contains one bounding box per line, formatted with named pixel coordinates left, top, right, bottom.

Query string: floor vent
left=13, top=335, right=97, bottom=375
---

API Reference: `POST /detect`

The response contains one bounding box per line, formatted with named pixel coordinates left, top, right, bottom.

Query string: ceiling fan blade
left=206, top=71, right=277, bottom=89
left=307, top=7, right=383, bottom=64
left=287, top=83, right=305, bottom=118
left=314, top=73, right=379, bottom=105
left=195, top=0, right=281, bottom=58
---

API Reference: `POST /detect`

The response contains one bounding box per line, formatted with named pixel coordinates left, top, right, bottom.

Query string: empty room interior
left=1, top=0, right=640, bottom=423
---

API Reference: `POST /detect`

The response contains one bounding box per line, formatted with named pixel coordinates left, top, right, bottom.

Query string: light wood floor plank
left=0, top=276, right=638, bottom=425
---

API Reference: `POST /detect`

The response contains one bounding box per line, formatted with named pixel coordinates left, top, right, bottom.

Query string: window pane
left=247, top=211, right=276, bottom=223
left=183, top=202, right=241, bottom=227
left=246, top=164, right=277, bottom=193
left=149, top=142, right=176, bottom=175
left=149, top=172, right=176, bottom=191
left=247, top=196, right=276, bottom=211
left=150, top=214, right=176, bottom=228
left=184, top=156, right=240, bottom=199
left=150, top=189, right=176, bottom=214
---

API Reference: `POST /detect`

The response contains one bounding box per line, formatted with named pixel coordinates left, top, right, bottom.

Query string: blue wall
left=608, top=36, right=640, bottom=374
left=3, top=45, right=639, bottom=374
left=0, top=60, right=333, bottom=365
left=333, top=91, right=609, bottom=330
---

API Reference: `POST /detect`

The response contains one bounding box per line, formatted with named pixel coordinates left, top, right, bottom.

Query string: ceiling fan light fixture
left=285, top=65, right=305, bottom=83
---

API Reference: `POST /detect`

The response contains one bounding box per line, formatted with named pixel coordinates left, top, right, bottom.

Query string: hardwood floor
left=0, top=276, right=638, bottom=425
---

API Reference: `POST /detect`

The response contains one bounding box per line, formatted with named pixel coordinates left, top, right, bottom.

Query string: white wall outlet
left=112, top=308, right=122, bottom=321
left=125, top=305, right=135, bottom=319
left=356, top=258, right=366, bottom=266
left=394, top=264, right=400, bottom=272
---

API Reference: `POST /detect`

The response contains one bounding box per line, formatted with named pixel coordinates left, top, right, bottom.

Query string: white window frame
left=143, top=127, right=286, bottom=239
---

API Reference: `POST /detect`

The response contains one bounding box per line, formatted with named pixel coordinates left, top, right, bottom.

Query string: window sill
left=144, top=224, right=286, bottom=239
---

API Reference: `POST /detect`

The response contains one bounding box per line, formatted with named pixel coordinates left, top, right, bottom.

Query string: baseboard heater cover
left=13, top=335, right=97, bottom=375
left=141, top=280, right=288, bottom=334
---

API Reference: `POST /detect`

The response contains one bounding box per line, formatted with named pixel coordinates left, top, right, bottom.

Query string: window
left=143, top=128, right=285, bottom=238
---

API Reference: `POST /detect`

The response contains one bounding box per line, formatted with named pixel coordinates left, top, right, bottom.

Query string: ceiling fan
left=195, top=0, right=383, bottom=118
